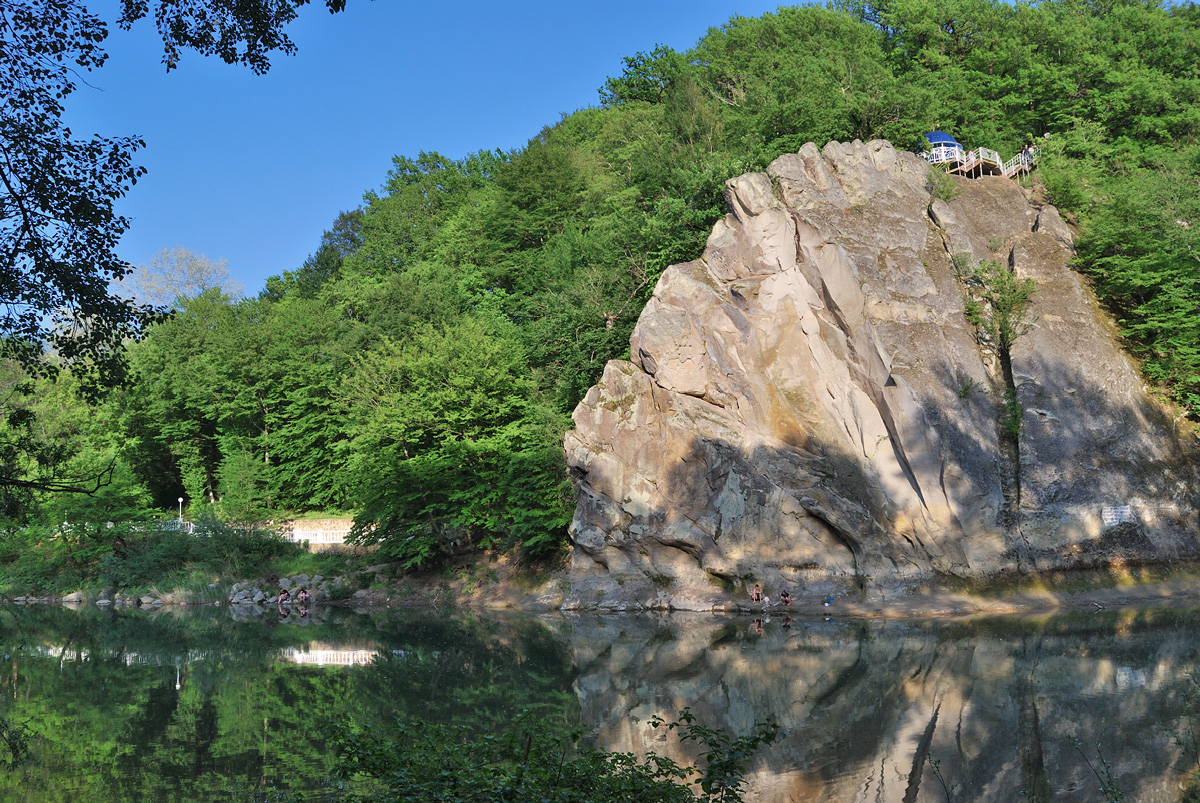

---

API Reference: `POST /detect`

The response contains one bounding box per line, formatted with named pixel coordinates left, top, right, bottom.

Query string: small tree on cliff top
left=960, top=256, right=1038, bottom=437
left=963, top=258, right=1038, bottom=354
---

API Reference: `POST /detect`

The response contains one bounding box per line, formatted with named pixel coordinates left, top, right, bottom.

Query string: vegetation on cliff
left=3, top=0, right=1199, bottom=580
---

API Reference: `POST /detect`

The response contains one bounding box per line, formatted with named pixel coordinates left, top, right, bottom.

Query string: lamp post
left=178, top=497, right=183, bottom=524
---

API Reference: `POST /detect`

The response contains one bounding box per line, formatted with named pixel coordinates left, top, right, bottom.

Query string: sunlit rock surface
left=565, top=139, right=1199, bottom=610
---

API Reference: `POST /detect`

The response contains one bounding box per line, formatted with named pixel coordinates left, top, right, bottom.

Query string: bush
left=926, top=164, right=961, bottom=203
left=324, top=583, right=354, bottom=601
left=189, top=512, right=300, bottom=578
left=0, top=525, right=110, bottom=595
left=101, top=530, right=192, bottom=589
left=95, top=513, right=303, bottom=591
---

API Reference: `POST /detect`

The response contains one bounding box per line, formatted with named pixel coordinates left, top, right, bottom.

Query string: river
left=1, top=602, right=1196, bottom=801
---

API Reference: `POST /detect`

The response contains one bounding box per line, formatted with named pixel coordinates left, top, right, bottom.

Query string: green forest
left=5, top=0, right=1200, bottom=585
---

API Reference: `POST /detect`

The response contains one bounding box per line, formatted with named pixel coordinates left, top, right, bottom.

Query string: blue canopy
left=923, top=131, right=962, bottom=148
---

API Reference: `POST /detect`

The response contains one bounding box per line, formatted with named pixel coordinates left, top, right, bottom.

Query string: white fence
left=925, top=143, right=1037, bottom=179
left=283, top=647, right=379, bottom=666
left=132, top=519, right=354, bottom=549
left=284, top=528, right=353, bottom=545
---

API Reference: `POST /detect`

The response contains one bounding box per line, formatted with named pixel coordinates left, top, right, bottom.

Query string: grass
left=271, top=550, right=347, bottom=579
left=148, top=573, right=228, bottom=604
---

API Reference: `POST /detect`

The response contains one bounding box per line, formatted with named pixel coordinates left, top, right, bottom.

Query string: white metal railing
left=285, top=528, right=352, bottom=545
left=1002, top=148, right=1038, bottom=178
left=926, top=142, right=1037, bottom=181
left=925, top=144, right=966, bottom=165
left=283, top=647, right=378, bottom=666
left=977, top=146, right=1002, bottom=165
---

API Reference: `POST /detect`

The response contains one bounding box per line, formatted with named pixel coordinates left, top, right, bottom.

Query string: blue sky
left=67, top=0, right=788, bottom=296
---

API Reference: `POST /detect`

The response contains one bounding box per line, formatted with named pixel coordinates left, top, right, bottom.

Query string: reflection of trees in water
left=0, top=607, right=581, bottom=802
left=567, top=610, right=1200, bottom=802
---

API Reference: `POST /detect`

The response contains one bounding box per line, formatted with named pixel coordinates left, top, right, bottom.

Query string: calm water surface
left=2, top=603, right=1199, bottom=802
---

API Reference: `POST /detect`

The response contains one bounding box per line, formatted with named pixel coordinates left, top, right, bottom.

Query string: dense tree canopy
left=8, top=0, right=1200, bottom=569
left=0, top=0, right=347, bottom=497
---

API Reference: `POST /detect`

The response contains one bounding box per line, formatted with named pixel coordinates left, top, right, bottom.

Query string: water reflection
left=282, top=645, right=385, bottom=667
left=0, top=605, right=580, bottom=803
left=565, top=611, right=1200, bottom=802
left=3, top=604, right=1200, bottom=801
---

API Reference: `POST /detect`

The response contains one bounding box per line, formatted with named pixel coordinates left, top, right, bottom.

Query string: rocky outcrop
left=565, top=139, right=1199, bottom=610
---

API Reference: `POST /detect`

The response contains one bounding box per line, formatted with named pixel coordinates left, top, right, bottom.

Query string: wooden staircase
left=925, top=143, right=1035, bottom=179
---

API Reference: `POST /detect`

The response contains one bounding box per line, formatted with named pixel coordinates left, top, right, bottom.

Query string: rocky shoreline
left=8, top=562, right=1200, bottom=621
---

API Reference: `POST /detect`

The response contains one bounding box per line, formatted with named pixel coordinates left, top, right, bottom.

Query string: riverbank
left=360, top=555, right=1200, bottom=619
left=9, top=551, right=1200, bottom=619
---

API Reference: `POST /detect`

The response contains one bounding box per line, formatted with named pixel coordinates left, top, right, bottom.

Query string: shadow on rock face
left=564, top=140, right=1200, bottom=612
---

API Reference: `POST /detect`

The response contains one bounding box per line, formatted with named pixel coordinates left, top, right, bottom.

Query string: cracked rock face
left=564, top=139, right=1200, bottom=611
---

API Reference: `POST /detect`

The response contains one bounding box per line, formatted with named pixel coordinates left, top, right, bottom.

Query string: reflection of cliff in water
left=567, top=610, right=1200, bottom=802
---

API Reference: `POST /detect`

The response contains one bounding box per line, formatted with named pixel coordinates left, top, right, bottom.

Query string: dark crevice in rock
left=996, top=331, right=1036, bottom=571
left=902, top=702, right=940, bottom=803
left=1017, top=639, right=1050, bottom=801
left=799, top=498, right=863, bottom=574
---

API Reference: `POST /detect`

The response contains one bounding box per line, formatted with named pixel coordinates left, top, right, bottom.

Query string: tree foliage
left=14, top=0, right=1200, bottom=569
left=0, top=0, right=151, bottom=385
left=119, top=246, right=244, bottom=308
left=0, top=0, right=350, bottom=503
left=331, top=709, right=780, bottom=803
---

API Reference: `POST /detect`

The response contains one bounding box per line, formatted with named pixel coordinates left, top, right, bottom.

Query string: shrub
left=926, top=164, right=961, bottom=202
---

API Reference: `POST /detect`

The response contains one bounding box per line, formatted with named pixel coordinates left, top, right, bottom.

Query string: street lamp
left=178, top=497, right=183, bottom=523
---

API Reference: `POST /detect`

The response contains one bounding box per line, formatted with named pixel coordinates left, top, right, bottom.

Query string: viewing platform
left=922, top=132, right=1035, bottom=180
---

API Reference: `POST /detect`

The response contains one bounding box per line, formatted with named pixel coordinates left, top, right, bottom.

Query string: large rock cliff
left=564, top=139, right=1200, bottom=610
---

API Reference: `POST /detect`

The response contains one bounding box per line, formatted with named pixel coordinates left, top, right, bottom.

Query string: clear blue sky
left=67, top=0, right=788, bottom=297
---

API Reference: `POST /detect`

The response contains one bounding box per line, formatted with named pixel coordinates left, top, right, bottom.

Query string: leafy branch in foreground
left=1068, top=735, right=1125, bottom=803
left=0, top=714, right=31, bottom=769
left=330, top=709, right=779, bottom=803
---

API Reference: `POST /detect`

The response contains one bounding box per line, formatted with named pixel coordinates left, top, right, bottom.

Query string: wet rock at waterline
left=564, top=139, right=1200, bottom=610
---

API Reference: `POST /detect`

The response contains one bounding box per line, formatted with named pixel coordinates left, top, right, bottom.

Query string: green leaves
left=117, top=0, right=349, bottom=74
left=1, top=0, right=154, bottom=391
left=1075, top=144, right=1200, bottom=412
left=962, top=258, right=1038, bottom=354
left=342, top=314, right=571, bottom=567
left=331, top=709, right=778, bottom=803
